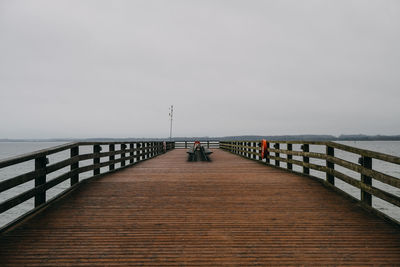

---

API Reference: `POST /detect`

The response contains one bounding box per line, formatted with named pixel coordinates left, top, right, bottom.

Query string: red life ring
left=261, top=139, right=268, bottom=159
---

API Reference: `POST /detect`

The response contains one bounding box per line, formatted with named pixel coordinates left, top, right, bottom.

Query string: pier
left=0, top=141, right=400, bottom=265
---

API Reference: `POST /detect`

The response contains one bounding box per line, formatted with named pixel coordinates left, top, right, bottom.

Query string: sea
left=0, top=141, right=399, bottom=228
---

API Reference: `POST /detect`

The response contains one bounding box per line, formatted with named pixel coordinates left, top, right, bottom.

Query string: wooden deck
left=1, top=149, right=400, bottom=266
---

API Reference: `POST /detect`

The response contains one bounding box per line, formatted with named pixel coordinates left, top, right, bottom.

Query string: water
left=1, top=141, right=400, bottom=228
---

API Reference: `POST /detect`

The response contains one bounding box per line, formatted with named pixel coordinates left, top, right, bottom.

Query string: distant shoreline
left=1, top=135, right=400, bottom=142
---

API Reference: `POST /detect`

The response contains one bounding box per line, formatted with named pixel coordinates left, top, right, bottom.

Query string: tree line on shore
left=1, top=134, right=400, bottom=142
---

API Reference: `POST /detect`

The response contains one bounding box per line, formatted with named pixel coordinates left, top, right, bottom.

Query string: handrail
left=220, top=140, right=400, bottom=225
left=174, top=141, right=220, bottom=149
left=0, top=141, right=175, bottom=230
left=0, top=142, right=79, bottom=168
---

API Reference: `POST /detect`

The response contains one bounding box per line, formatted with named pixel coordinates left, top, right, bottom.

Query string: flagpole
left=169, top=105, right=173, bottom=140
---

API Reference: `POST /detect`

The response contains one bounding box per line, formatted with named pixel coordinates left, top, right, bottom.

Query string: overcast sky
left=0, top=0, right=399, bottom=139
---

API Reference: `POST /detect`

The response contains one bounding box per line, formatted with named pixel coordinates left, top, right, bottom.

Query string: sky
left=0, top=0, right=399, bottom=139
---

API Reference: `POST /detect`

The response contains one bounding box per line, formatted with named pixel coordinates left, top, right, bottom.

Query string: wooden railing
left=174, top=141, right=219, bottom=149
left=220, top=140, right=400, bottom=225
left=0, top=141, right=174, bottom=230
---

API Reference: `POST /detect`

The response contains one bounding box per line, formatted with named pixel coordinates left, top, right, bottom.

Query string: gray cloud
left=1, top=0, right=399, bottom=138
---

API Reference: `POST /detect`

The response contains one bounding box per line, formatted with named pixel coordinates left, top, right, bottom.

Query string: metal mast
left=169, top=105, right=173, bottom=140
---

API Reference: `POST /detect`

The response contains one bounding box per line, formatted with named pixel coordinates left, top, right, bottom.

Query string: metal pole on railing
left=169, top=105, right=173, bottom=140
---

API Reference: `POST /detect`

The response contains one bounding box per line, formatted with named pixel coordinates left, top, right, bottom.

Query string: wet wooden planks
left=0, top=149, right=400, bottom=266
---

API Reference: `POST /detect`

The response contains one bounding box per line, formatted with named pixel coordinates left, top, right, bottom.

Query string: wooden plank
left=34, top=157, right=47, bottom=207
left=302, top=144, right=310, bottom=175
left=109, top=144, right=115, bottom=171
left=0, top=186, right=40, bottom=213
left=287, top=143, right=293, bottom=170
left=136, top=143, right=141, bottom=162
left=328, top=156, right=400, bottom=189
left=1, top=149, right=399, bottom=265
left=326, top=145, right=335, bottom=185
left=0, top=170, right=41, bottom=193
left=70, top=147, right=79, bottom=186
left=0, top=142, right=166, bottom=170
left=267, top=147, right=400, bottom=189
left=328, top=141, right=400, bottom=165
left=0, top=142, right=78, bottom=169
left=93, top=145, right=101, bottom=176
left=267, top=155, right=328, bottom=173
left=217, top=143, right=259, bottom=150
left=267, top=148, right=327, bottom=160
left=121, top=144, right=126, bottom=167
left=223, top=140, right=327, bottom=145
left=361, top=156, right=373, bottom=206
left=274, top=143, right=280, bottom=167
left=330, top=169, right=400, bottom=208
left=226, top=150, right=400, bottom=209
left=130, top=143, right=134, bottom=164
left=46, top=156, right=79, bottom=174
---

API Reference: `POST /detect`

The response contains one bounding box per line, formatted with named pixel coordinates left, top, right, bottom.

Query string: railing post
left=302, top=144, right=310, bottom=175
left=70, top=146, right=79, bottom=186
left=136, top=143, right=141, bottom=162
left=130, top=143, right=134, bottom=164
left=185, top=141, right=187, bottom=148
left=156, top=142, right=159, bottom=155
left=258, top=142, right=262, bottom=161
left=265, top=142, right=270, bottom=164
left=207, top=141, right=210, bottom=148
left=35, top=156, right=47, bottom=207
left=252, top=142, right=256, bottom=160
left=109, top=144, right=115, bottom=171
left=249, top=142, right=252, bottom=158
left=93, top=145, right=101, bottom=175
left=360, top=156, right=372, bottom=206
left=287, top=144, right=293, bottom=170
left=274, top=143, right=280, bottom=167
left=121, top=144, right=126, bottom=167
left=326, top=145, right=335, bottom=185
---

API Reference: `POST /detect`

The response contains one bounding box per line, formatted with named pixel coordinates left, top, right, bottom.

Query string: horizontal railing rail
left=174, top=141, right=220, bottom=149
left=220, top=140, right=400, bottom=225
left=0, top=141, right=174, bottom=230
